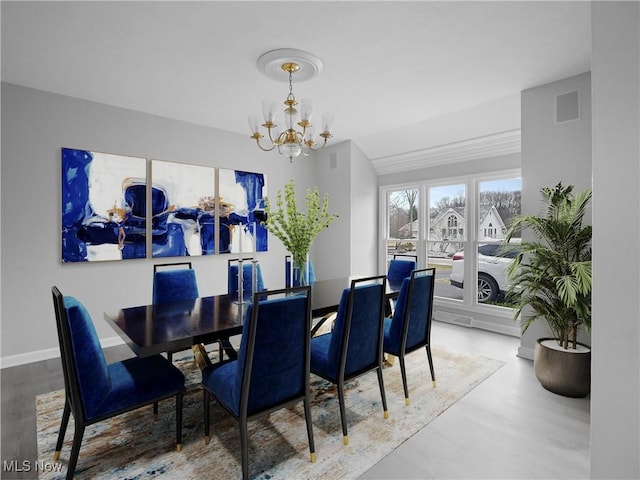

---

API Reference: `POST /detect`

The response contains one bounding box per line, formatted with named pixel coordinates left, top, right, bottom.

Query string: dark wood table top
left=104, top=276, right=401, bottom=358
left=104, top=295, right=248, bottom=358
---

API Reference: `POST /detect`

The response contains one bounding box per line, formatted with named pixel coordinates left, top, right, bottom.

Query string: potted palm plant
left=262, top=179, right=338, bottom=285
left=504, top=183, right=592, bottom=398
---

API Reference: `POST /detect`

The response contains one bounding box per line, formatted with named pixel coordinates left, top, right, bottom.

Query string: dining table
left=104, top=276, right=402, bottom=359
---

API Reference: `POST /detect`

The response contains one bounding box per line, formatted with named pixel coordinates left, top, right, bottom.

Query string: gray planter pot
left=534, top=337, right=591, bottom=398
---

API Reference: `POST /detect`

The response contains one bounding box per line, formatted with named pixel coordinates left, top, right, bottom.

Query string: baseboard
left=0, top=335, right=125, bottom=369
left=434, top=311, right=520, bottom=338
left=473, top=319, right=521, bottom=337
left=517, top=345, right=535, bottom=360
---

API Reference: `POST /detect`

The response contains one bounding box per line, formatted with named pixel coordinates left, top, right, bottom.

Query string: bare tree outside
left=387, top=188, right=419, bottom=254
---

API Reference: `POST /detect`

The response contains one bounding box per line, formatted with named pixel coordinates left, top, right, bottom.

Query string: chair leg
left=384, top=299, right=393, bottom=317
left=203, top=389, right=211, bottom=444
left=53, top=399, right=71, bottom=462
left=167, top=351, right=173, bottom=362
left=153, top=401, right=159, bottom=419
left=240, top=418, right=250, bottom=480
left=376, top=366, right=389, bottom=417
left=426, top=345, right=436, bottom=387
left=399, top=354, right=410, bottom=405
left=66, top=419, right=85, bottom=480
left=220, top=338, right=237, bottom=360
left=337, top=379, right=349, bottom=445
left=303, top=396, right=316, bottom=463
left=176, top=391, right=183, bottom=452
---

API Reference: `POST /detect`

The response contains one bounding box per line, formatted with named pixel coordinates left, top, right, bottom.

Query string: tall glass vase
left=292, top=251, right=311, bottom=287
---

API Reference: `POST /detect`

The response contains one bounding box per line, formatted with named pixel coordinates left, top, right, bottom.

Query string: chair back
left=235, top=286, right=311, bottom=415
left=387, top=256, right=417, bottom=289
left=387, top=268, right=435, bottom=353
left=153, top=262, right=199, bottom=304
left=228, top=259, right=265, bottom=295
left=285, top=255, right=316, bottom=287
left=329, top=276, right=387, bottom=379
left=52, top=286, right=111, bottom=421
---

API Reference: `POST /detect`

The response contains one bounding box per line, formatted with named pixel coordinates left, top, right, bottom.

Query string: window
left=475, top=177, right=522, bottom=304
left=385, top=188, right=419, bottom=260
left=427, top=183, right=465, bottom=300
left=380, top=171, right=522, bottom=336
left=381, top=172, right=521, bottom=307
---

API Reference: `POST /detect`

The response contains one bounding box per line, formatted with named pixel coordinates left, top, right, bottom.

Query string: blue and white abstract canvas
left=151, top=160, right=217, bottom=258
left=61, top=148, right=147, bottom=262
left=219, top=169, right=268, bottom=254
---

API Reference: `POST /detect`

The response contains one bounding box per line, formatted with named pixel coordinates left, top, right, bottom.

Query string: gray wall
left=519, top=71, right=592, bottom=360
left=307, top=142, right=352, bottom=281
left=348, top=142, right=379, bottom=276
left=308, top=140, right=379, bottom=280
left=590, top=2, right=640, bottom=478
left=0, top=83, right=367, bottom=364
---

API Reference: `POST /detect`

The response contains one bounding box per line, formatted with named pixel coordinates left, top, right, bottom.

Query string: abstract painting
left=151, top=160, right=216, bottom=258
left=218, top=169, right=268, bottom=254
left=61, top=148, right=147, bottom=262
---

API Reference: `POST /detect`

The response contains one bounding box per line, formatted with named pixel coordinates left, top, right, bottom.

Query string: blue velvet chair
left=285, top=254, right=316, bottom=286
left=227, top=258, right=266, bottom=297
left=153, top=262, right=199, bottom=304
left=383, top=268, right=436, bottom=405
left=387, top=254, right=417, bottom=289
left=51, top=287, right=185, bottom=479
left=310, top=275, right=388, bottom=445
left=201, top=286, right=315, bottom=480
left=386, top=254, right=417, bottom=315
left=153, top=262, right=201, bottom=362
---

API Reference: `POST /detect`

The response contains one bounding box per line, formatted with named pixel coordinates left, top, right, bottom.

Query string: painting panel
left=151, top=160, right=216, bottom=258
left=61, top=148, right=147, bottom=262
left=218, top=169, right=268, bottom=254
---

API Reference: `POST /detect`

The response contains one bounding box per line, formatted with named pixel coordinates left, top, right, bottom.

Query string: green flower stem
left=262, top=180, right=338, bottom=269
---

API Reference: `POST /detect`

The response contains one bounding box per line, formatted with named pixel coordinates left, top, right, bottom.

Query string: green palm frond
left=505, top=183, right=592, bottom=348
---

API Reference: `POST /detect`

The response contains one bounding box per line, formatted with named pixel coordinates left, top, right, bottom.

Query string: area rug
left=36, top=345, right=503, bottom=480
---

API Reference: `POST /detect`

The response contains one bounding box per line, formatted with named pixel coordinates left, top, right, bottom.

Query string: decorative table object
left=263, top=180, right=338, bottom=285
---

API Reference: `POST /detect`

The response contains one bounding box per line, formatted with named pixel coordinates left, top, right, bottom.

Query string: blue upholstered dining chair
left=310, top=275, right=389, bottom=445
left=153, top=262, right=199, bottom=304
left=386, top=254, right=417, bottom=315
left=387, top=254, right=417, bottom=289
left=153, top=262, right=201, bottom=362
left=285, top=254, right=316, bottom=287
left=201, top=286, right=315, bottom=480
left=227, top=258, right=266, bottom=296
left=51, top=287, right=185, bottom=480
left=383, top=267, right=436, bottom=405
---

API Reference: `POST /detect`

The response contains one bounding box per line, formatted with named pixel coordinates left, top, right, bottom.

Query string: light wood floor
left=361, top=322, right=591, bottom=479
left=1, top=322, right=590, bottom=479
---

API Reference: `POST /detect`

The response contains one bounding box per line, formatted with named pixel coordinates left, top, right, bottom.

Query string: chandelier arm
left=308, top=137, right=329, bottom=151
left=253, top=137, right=277, bottom=152
left=265, top=127, right=280, bottom=145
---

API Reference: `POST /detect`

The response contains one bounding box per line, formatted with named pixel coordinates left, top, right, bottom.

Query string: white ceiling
left=1, top=1, right=592, bottom=163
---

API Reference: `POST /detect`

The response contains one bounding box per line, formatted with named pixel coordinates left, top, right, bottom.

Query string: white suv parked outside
left=449, top=242, right=520, bottom=303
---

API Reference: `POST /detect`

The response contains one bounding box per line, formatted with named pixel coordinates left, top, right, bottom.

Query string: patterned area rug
left=36, top=345, right=503, bottom=479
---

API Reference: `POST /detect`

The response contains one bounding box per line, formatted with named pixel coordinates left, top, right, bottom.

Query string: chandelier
left=248, top=49, right=334, bottom=162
